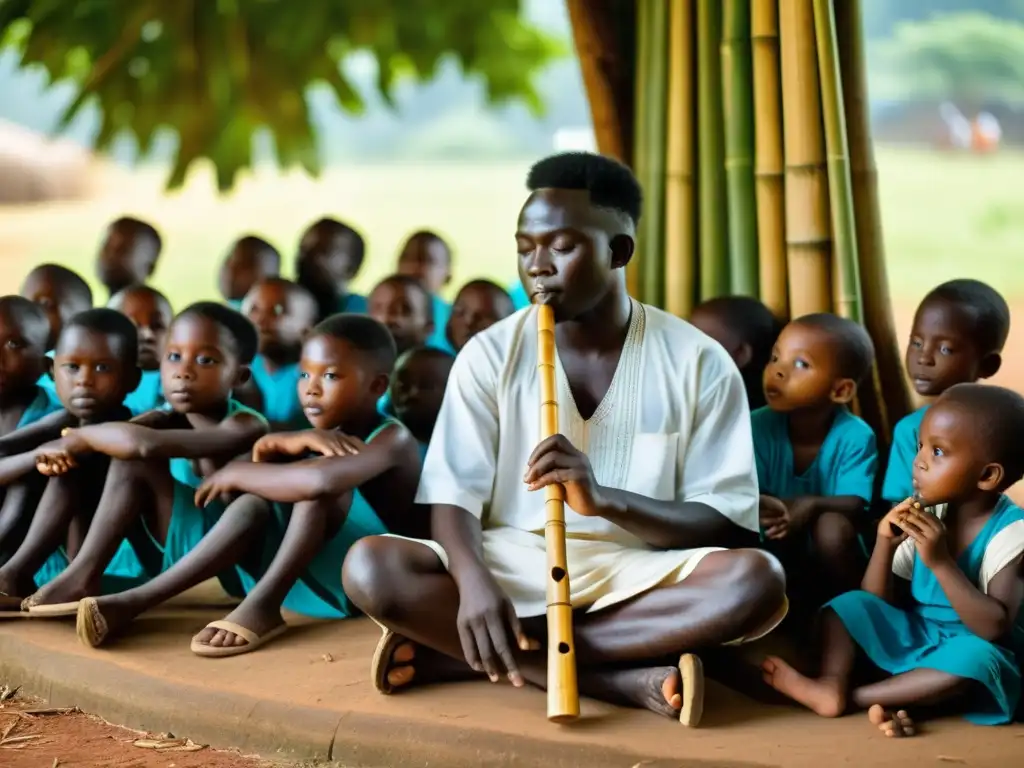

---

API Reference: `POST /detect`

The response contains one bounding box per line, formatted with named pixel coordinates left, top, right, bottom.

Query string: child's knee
left=812, top=511, right=858, bottom=557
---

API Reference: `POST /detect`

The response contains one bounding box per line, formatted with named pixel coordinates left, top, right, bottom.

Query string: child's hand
left=759, top=495, right=789, bottom=539
left=897, top=504, right=951, bottom=569
left=876, top=498, right=913, bottom=544
left=194, top=465, right=240, bottom=508
left=252, top=431, right=363, bottom=462
left=35, top=440, right=77, bottom=476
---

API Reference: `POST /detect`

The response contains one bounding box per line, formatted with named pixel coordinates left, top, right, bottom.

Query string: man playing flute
left=341, top=152, right=787, bottom=723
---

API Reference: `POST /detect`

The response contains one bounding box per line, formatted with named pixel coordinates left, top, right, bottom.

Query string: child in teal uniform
left=218, top=235, right=281, bottom=311
left=22, top=303, right=268, bottom=616
left=690, top=295, right=781, bottom=410
left=0, top=309, right=142, bottom=607
left=763, top=384, right=1024, bottom=731
left=368, top=275, right=435, bottom=416
left=237, top=277, right=318, bottom=430
left=75, top=315, right=423, bottom=658
left=754, top=313, right=878, bottom=607
left=20, top=264, right=93, bottom=393
left=389, top=346, right=455, bottom=459
left=295, top=217, right=367, bottom=319
left=444, top=279, right=515, bottom=354
left=95, top=216, right=162, bottom=300
left=882, top=280, right=1009, bottom=507
left=397, top=230, right=453, bottom=350
left=108, top=285, right=173, bottom=414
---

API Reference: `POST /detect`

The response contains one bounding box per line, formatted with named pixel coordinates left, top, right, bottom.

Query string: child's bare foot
left=761, top=656, right=845, bottom=717
left=868, top=705, right=916, bottom=737
left=379, top=640, right=479, bottom=692
left=0, top=569, right=37, bottom=603
left=22, top=569, right=100, bottom=610
left=191, top=600, right=286, bottom=651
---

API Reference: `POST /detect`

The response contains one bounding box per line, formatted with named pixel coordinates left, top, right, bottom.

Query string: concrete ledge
left=0, top=589, right=1021, bottom=767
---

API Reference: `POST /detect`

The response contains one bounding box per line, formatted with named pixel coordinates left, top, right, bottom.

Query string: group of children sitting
left=0, top=212, right=1021, bottom=728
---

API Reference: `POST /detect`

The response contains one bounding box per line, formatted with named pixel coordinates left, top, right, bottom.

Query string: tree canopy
left=0, top=0, right=564, bottom=190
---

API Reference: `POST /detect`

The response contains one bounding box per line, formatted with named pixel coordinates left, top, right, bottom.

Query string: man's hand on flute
left=524, top=434, right=608, bottom=517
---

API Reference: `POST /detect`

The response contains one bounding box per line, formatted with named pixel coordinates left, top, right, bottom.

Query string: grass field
left=1, top=145, right=1023, bottom=307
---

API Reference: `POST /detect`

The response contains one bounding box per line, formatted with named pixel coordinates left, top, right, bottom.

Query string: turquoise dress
left=881, top=407, right=928, bottom=505
left=426, top=294, right=451, bottom=350
left=238, top=419, right=398, bottom=619
left=828, top=496, right=1024, bottom=724
left=752, top=406, right=878, bottom=503
left=36, top=350, right=56, bottom=393
left=227, top=298, right=243, bottom=311
left=131, top=400, right=268, bottom=597
left=250, top=355, right=305, bottom=429
left=123, top=369, right=163, bottom=415
left=508, top=281, right=530, bottom=310
left=338, top=293, right=368, bottom=314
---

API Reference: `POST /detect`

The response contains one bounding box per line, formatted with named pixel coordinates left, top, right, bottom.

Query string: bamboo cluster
left=570, top=0, right=911, bottom=439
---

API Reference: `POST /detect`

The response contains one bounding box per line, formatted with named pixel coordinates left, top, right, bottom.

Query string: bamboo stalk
left=721, top=0, right=758, bottom=297
left=697, top=0, right=729, bottom=299
left=778, top=0, right=832, bottom=316
left=629, top=0, right=652, bottom=299
left=565, top=0, right=633, bottom=164
left=751, top=0, right=788, bottom=319
left=641, top=0, right=669, bottom=308
left=835, top=0, right=911, bottom=434
left=664, top=0, right=696, bottom=317
left=813, top=0, right=862, bottom=323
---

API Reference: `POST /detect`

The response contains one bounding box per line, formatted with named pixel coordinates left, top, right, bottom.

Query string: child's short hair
left=792, top=313, right=875, bottom=384
left=176, top=302, right=258, bottom=364
left=0, top=295, right=51, bottom=350
left=526, top=152, right=643, bottom=227
left=113, top=216, right=162, bottom=254
left=457, top=279, right=515, bottom=310
left=374, top=275, right=432, bottom=314
left=313, top=314, right=397, bottom=375
left=942, top=383, right=1024, bottom=486
left=309, top=217, right=366, bottom=275
left=234, top=235, right=280, bottom=266
left=403, top=230, right=452, bottom=261
left=254, top=277, right=318, bottom=322
left=23, top=264, right=93, bottom=310
left=109, top=284, right=173, bottom=317
left=921, top=279, right=1010, bottom=355
left=694, top=295, right=780, bottom=370
left=61, top=308, right=139, bottom=367
left=399, top=345, right=455, bottom=369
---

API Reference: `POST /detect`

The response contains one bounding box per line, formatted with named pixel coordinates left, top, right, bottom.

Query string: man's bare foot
left=761, top=656, right=845, bottom=718
left=21, top=569, right=99, bottom=610
left=868, top=705, right=916, bottom=737
left=191, top=599, right=285, bottom=650
left=578, top=666, right=683, bottom=719
left=382, top=641, right=479, bottom=692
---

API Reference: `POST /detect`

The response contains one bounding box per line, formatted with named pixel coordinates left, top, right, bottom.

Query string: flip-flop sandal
left=678, top=653, right=705, bottom=727
left=0, top=594, right=28, bottom=617
left=371, top=628, right=411, bottom=695
left=26, top=600, right=81, bottom=618
left=190, top=620, right=288, bottom=658
left=76, top=598, right=109, bottom=648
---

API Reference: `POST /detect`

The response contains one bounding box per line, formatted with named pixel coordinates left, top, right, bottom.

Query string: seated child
left=20, top=263, right=93, bottom=353
left=108, top=285, right=173, bottom=414
left=396, top=230, right=453, bottom=350
left=295, top=217, right=367, bottom=318
left=95, top=216, right=162, bottom=299
left=762, top=384, right=1024, bottom=730
left=444, top=279, right=515, bottom=354
left=0, top=309, right=142, bottom=606
left=218, top=235, right=281, bottom=310
left=389, top=346, right=455, bottom=458
left=20, top=303, right=269, bottom=615
left=882, top=279, right=1009, bottom=507
left=754, top=313, right=878, bottom=606
left=74, top=315, right=424, bottom=658
left=237, top=277, right=318, bottom=429
left=690, top=295, right=781, bottom=410
left=368, top=275, right=434, bottom=356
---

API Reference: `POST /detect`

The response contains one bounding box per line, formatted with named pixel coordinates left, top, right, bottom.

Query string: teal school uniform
left=338, top=293, right=368, bottom=314
left=827, top=495, right=1024, bottom=724
left=227, top=298, right=243, bottom=311
left=237, top=418, right=399, bottom=618
left=881, top=406, right=928, bottom=505
left=129, top=400, right=268, bottom=597
left=752, top=406, right=878, bottom=503
left=36, top=350, right=56, bottom=393
left=426, top=294, right=451, bottom=350
left=123, top=369, right=163, bottom=415
left=508, top=281, right=530, bottom=310
left=250, top=355, right=305, bottom=429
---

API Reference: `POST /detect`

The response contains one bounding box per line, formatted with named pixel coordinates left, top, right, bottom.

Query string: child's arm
left=0, top=410, right=75, bottom=457
left=903, top=506, right=1023, bottom=641
left=862, top=501, right=915, bottom=602
left=58, top=412, right=267, bottom=462
left=195, top=424, right=415, bottom=505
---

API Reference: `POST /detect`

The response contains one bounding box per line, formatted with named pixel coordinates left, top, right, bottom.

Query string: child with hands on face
left=762, top=383, right=1024, bottom=734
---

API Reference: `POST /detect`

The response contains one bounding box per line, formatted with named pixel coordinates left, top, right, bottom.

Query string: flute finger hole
left=551, top=567, right=566, bottom=582
left=557, top=642, right=570, bottom=654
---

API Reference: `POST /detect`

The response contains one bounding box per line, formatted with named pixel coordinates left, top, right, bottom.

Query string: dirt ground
left=0, top=687, right=266, bottom=768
